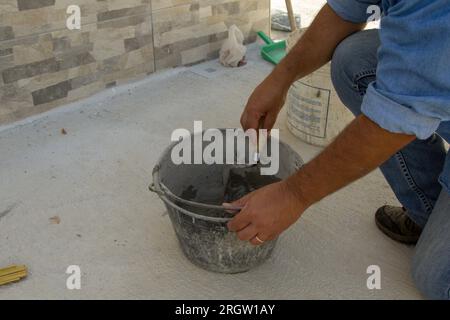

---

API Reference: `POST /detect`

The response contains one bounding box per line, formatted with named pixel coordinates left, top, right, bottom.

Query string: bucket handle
left=149, top=181, right=242, bottom=212
left=149, top=165, right=241, bottom=223
left=148, top=182, right=163, bottom=196
left=149, top=183, right=238, bottom=223
left=154, top=188, right=235, bottom=223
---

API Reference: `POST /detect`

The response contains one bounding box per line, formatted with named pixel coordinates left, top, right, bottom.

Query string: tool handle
left=285, top=0, right=297, bottom=31
left=257, top=31, right=274, bottom=45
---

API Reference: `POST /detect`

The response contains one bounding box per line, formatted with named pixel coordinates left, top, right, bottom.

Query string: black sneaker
left=375, top=206, right=422, bottom=245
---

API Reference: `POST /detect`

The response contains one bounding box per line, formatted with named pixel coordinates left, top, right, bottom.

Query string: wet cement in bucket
left=222, top=165, right=281, bottom=203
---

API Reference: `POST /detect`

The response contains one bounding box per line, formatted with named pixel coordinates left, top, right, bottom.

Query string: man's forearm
left=272, top=4, right=365, bottom=88
left=286, top=115, right=415, bottom=209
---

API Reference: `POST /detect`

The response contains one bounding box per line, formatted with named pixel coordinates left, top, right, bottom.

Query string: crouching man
left=227, top=1, right=450, bottom=299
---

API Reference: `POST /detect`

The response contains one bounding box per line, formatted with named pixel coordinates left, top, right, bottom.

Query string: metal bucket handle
left=149, top=165, right=241, bottom=223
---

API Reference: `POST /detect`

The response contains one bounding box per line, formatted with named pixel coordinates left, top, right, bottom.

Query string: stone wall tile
left=31, top=80, right=72, bottom=105
left=97, top=14, right=148, bottom=29
left=13, top=34, right=54, bottom=65
left=17, top=0, right=56, bottom=11
left=181, top=39, right=223, bottom=65
left=0, top=26, right=14, bottom=42
left=2, top=58, right=59, bottom=84
left=66, top=80, right=103, bottom=101
left=152, top=0, right=195, bottom=11
left=97, top=5, right=149, bottom=22
left=0, top=0, right=268, bottom=125
left=0, top=48, right=13, bottom=57
left=0, top=1, right=18, bottom=13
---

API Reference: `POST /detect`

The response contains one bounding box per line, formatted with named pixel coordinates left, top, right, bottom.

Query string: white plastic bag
left=219, top=25, right=247, bottom=67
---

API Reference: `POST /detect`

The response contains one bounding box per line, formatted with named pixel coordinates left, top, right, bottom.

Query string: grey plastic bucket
left=150, top=129, right=303, bottom=273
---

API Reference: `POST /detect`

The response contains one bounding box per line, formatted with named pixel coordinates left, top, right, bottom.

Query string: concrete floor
left=0, top=45, right=422, bottom=299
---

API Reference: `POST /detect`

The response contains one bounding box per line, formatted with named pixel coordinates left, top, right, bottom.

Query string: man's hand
left=225, top=180, right=307, bottom=245
left=240, top=73, right=289, bottom=132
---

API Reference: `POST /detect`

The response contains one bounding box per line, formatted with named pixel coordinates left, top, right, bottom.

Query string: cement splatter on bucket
left=150, top=129, right=303, bottom=273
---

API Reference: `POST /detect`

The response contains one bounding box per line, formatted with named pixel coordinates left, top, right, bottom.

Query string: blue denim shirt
left=327, top=0, right=450, bottom=192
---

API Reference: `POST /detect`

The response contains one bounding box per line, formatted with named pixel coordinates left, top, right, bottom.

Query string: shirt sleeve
left=327, top=0, right=381, bottom=23
left=360, top=1, right=450, bottom=139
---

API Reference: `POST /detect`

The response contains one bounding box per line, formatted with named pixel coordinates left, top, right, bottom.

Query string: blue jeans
left=330, top=29, right=450, bottom=299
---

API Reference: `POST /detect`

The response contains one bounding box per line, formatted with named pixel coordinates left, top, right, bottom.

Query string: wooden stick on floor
left=0, top=265, right=28, bottom=286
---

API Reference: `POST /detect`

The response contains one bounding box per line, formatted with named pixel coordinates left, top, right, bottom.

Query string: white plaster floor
left=0, top=45, right=421, bottom=299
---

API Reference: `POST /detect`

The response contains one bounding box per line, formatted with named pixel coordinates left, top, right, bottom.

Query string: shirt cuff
left=361, top=84, right=441, bottom=140
left=327, top=0, right=372, bottom=23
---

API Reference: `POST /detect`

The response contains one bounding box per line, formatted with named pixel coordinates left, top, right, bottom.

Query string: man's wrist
left=284, top=172, right=314, bottom=212
left=270, top=63, right=296, bottom=91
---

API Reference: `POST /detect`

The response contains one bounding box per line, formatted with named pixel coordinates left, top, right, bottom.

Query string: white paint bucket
left=284, top=29, right=354, bottom=147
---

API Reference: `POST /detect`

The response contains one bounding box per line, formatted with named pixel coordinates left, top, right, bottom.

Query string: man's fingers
left=262, top=112, right=277, bottom=132
left=236, top=224, right=258, bottom=241
left=265, top=233, right=278, bottom=241
left=223, top=193, right=251, bottom=211
left=230, top=193, right=251, bottom=207
left=240, top=111, right=247, bottom=130
left=227, top=209, right=251, bottom=232
left=249, top=232, right=278, bottom=246
left=241, top=109, right=263, bottom=131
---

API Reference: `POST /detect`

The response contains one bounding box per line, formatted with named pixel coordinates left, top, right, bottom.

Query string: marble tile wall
left=152, top=0, right=270, bottom=69
left=0, top=0, right=269, bottom=124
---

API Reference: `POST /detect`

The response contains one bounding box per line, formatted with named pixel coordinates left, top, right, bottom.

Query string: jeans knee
left=330, top=38, right=363, bottom=116
left=330, top=30, right=379, bottom=116
left=330, top=40, right=353, bottom=99
left=412, top=254, right=450, bottom=300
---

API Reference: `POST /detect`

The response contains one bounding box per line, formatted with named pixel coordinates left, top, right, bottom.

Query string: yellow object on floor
left=0, top=265, right=27, bottom=286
